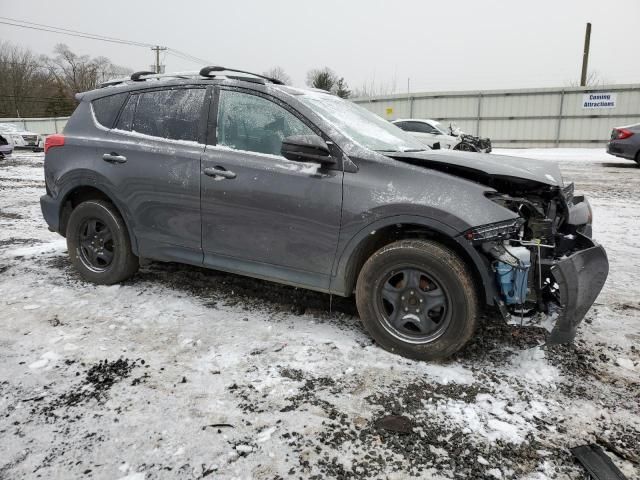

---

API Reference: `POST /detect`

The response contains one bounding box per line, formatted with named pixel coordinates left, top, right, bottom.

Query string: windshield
left=430, top=121, right=449, bottom=135
left=298, top=92, right=426, bottom=152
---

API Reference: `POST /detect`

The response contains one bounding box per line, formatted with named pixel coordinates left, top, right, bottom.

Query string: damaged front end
left=465, top=182, right=609, bottom=343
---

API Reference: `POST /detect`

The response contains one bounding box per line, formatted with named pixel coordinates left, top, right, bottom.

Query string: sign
left=582, top=92, right=616, bottom=109
left=385, top=107, right=393, bottom=116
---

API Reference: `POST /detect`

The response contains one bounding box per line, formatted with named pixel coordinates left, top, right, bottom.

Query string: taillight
left=44, top=134, right=65, bottom=154
left=614, top=128, right=634, bottom=140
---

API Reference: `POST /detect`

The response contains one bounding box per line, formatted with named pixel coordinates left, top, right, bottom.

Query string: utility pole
left=151, top=45, right=167, bottom=74
left=580, top=23, right=591, bottom=87
left=407, top=77, right=413, bottom=117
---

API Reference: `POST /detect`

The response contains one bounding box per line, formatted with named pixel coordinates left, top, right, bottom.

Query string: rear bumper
left=547, top=234, right=609, bottom=344
left=40, top=194, right=60, bottom=233
left=606, top=141, right=636, bottom=161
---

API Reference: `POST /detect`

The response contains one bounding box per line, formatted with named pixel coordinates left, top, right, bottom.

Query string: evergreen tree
left=335, top=77, right=351, bottom=98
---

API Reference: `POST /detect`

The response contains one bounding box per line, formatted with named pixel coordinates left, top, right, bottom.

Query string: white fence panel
left=0, top=117, right=69, bottom=135
left=354, top=84, right=640, bottom=148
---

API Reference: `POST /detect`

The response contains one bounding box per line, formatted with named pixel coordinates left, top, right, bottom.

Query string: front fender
left=329, top=213, right=497, bottom=304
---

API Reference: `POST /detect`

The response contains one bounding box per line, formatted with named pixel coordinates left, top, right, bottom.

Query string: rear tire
left=66, top=200, right=138, bottom=284
left=355, top=240, right=478, bottom=361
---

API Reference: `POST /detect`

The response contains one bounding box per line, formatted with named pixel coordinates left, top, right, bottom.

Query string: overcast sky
left=2, top=0, right=639, bottom=93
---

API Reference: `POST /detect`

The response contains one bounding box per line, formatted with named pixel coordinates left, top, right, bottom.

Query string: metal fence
left=0, top=117, right=68, bottom=135
left=353, top=84, right=640, bottom=148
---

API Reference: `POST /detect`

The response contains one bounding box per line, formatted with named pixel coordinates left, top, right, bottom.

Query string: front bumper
left=547, top=233, right=609, bottom=343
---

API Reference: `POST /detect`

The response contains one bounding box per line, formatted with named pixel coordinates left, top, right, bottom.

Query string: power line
left=0, top=16, right=154, bottom=48
left=1, top=17, right=214, bottom=69
left=167, top=49, right=213, bottom=66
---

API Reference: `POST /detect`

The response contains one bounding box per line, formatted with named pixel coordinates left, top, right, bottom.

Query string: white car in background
left=392, top=118, right=492, bottom=153
left=0, top=123, right=44, bottom=152
left=392, top=119, right=459, bottom=149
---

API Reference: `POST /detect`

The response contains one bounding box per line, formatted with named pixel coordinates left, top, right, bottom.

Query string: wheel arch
left=330, top=215, right=496, bottom=306
left=57, top=184, right=139, bottom=255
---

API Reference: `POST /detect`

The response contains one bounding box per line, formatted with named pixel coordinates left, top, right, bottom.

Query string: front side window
left=120, top=88, right=206, bottom=142
left=216, top=90, right=314, bottom=156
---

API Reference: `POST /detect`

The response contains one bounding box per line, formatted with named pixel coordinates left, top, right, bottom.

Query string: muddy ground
left=0, top=150, right=639, bottom=479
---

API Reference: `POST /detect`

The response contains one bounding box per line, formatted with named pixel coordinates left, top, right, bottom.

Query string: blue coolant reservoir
left=495, top=246, right=531, bottom=305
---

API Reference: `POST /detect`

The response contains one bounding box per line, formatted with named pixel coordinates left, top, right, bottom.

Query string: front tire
left=356, top=240, right=478, bottom=361
left=454, top=142, right=478, bottom=152
left=66, top=200, right=139, bottom=284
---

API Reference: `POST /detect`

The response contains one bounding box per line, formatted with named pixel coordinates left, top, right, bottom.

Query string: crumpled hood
left=386, top=149, right=564, bottom=190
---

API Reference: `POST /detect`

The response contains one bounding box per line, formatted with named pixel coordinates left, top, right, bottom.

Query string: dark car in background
left=40, top=67, right=608, bottom=360
left=0, top=133, right=13, bottom=159
left=607, top=123, right=640, bottom=165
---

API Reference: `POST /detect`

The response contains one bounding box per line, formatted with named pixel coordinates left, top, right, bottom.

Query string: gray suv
left=41, top=67, right=609, bottom=360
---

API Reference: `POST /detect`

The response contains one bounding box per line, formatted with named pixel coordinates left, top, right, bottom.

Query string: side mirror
left=281, top=135, right=336, bottom=165
left=432, top=141, right=441, bottom=150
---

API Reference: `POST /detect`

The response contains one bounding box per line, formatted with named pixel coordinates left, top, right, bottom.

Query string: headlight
left=464, top=219, right=524, bottom=242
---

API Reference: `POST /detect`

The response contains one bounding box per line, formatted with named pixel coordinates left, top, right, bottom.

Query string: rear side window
left=92, top=93, right=127, bottom=128
left=129, top=88, right=206, bottom=142
left=116, top=94, right=137, bottom=131
left=407, top=121, right=437, bottom=134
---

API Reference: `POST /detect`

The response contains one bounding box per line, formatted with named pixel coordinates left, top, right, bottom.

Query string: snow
left=0, top=149, right=638, bottom=479
left=117, top=473, right=145, bottom=480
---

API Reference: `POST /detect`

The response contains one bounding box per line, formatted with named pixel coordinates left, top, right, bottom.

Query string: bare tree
left=352, top=77, right=398, bottom=98
left=0, top=41, right=132, bottom=117
left=262, top=66, right=292, bottom=85
left=567, top=70, right=610, bottom=88
left=47, top=44, right=131, bottom=99
left=0, top=42, right=48, bottom=117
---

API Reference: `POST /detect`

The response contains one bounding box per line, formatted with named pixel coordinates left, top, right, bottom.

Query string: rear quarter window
left=92, top=93, right=128, bottom=128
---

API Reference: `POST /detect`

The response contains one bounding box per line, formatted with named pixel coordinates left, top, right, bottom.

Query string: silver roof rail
left=99, top=66, right=285, bottom=88
left=99, top=70, right=203, bottom=88
left=199, top=66, right=284, bottom=85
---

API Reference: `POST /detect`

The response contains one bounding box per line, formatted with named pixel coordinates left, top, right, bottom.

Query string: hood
left=386, top=150, right=563, bottom=191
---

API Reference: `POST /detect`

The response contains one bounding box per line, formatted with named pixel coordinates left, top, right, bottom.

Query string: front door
left=200, top=88, right=343, bottom=290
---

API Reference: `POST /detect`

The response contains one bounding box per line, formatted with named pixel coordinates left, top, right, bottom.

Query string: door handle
left=204, top=166, right=236, bottom=179
left=103, top=153, right=127, bottom=164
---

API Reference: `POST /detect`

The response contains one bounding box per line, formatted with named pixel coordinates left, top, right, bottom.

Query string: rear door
left=200, top=87, right=343, bottom=290
left=96, top=86, right=208, bottom=261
